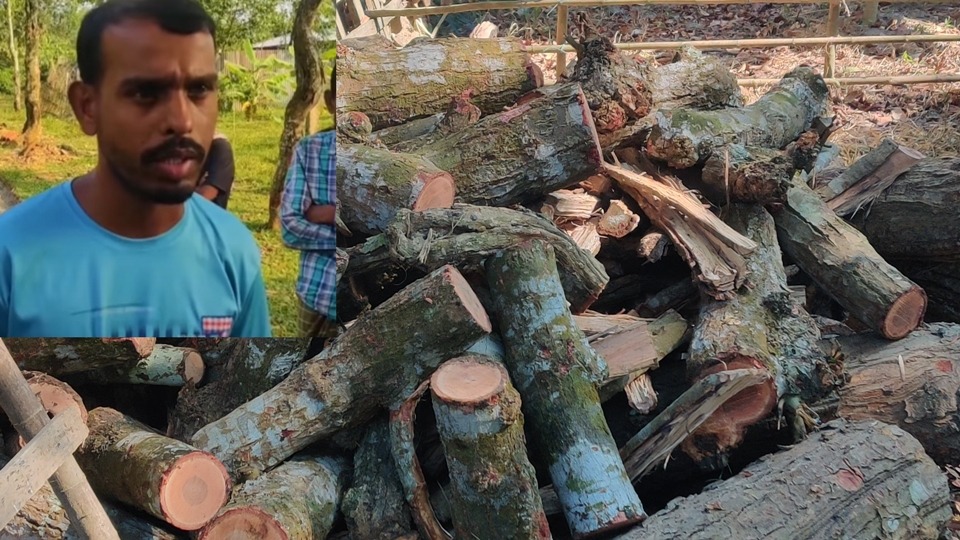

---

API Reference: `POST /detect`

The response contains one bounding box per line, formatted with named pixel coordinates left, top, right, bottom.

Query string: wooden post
left=556, top=6, right=568, bottom=79
left=825, top=0, right=841, bottom=78
left=0, top=339, right=121, bottom=540
left=862, top=0, right=879, bottom=25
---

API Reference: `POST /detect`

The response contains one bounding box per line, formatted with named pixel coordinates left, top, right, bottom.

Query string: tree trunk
left=4, top=338, right=155, bottom=376
left=336, top=143, right=456, bottom=236
left=267, top=0, right=323, bottom=229
left=699, top=145, right=795, bottom=206
left=485, top=240, right=645, bottom=538
left=614, top=419, right=951, bottom=540
left=771, top=175, right=926, bottom=340
left=346, top=205, right=609, bottom=314
left=63, top=345, right=203, bottom=387
left=191, top=265, right=492, bottom=478
left=338, top=37, right=543, bottom=130
left=6, top=0, right=21, bottom=112
left=198, top=456, right=347, bottom=540
left=20, top=0, right=40, bottom=150
left=430, top=356, right=551, bottom=540
left=645, top=67, right=828, bottom=168
left=75, top=408, right=231, bottom=531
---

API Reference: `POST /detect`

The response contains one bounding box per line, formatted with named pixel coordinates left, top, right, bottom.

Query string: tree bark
left=771, top=175, right=926, bottom=340
left=4, top=371, right=88, bottom=452
left=614, top=419, right=951, bottom=540
left=4, top=338, right=155, bottom=376
left=645, top=67, right=828, bottom=168
left=198, top=455, right=347, bottom=540
left=430, top=356, right=551, bottom=540
left=267, top=0, right=323, bottom=228
left=20, top=0, right=40, bottom=150
left=191, top=265, right=491, bottom=478
left=892, top=261, right=960, bottom=323
left=699, top=144, right=795, bottom=206
left=336, top=143, right=456, bottom=236
left=338, top=37, right=543, bottom=130
left=646, top=47, right=743, bottom=111
left=418, top=83, right=603, bottom=207
left=6, top=0, right=21, bottom=112
left=75, top=408, right=231, bottom=531
left=486, top=240, right=645, bottom=538
left=814, top=138, right=922, bottom=202
left=64, top=345, right=203, bottom=387
left=346, top=205, right=609, bottom=314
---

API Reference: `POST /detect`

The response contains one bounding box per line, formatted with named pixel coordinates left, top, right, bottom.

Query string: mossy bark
left=699, top=144, right=795, bottom=205
left=65, top=344, right=201, bottom=387
left=338, top=37, right=542, bottom=130
left=5, top=338, right=155, bottom=376
left=647, top=47, right=743, bottom=111
left=191, top=265, right=491, bottom=478
left=486, top=240, right=644, bottom=538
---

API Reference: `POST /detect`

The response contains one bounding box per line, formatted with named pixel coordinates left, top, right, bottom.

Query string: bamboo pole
left=825, top=0, right=841, bottom=78
left=739, top=74, right=960, bottom=86
left=0, top=339, right=121, bottom=540
left=555, top=5, right=568, bottom=79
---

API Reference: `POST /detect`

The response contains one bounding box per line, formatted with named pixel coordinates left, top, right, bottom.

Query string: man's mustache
left=141, top=137, right=206, bottom=165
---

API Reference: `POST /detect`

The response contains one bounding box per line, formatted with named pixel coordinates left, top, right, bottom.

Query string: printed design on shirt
left=201, top=316, right=234, bottom=337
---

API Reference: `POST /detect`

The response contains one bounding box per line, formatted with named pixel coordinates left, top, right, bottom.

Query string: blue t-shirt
left=0, top=181, right=272, bottom=337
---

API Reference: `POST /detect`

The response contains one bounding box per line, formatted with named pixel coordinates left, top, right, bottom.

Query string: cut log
left=346, top=205, right=609, bottom=314
left=418, top=83, right=603, bottom=207
left=486, top=240, right=645, bottom=538
left=191, top=265, right=491, bottom=477
left=814, top=138, right=924, bottom=203
left=596, top=200, right=641, bottom=238
left=572, top=311, right=649, bottom=336
left=338, top=37, right=543, bottom=130
left=614, top=420, right=952, bottom=540
left=198, top=455, right=347, bottom=540
left=646, top=67, right=829, bottom=168
left=75, top=407, right=231, bottom=531
left=336, top=143, right=456, bottom=237
left=4, top=338, right=155, bottom=376
left=340, top=419, right=415, bottom=540
left=699, top=144, right=795, bottom=206
left=430, top=356, right=551, bottom=539
left=540, top=189, right=600, bottom=222
left=771, top=174, right=926, bottom=340
left=827, top=146, right=927, bottom=218
left=64, top=345, right=203, bottom=387
left=167, top=339, right=310, bottom=441
left=390, top=89, right=482, bottom=154
left=646, top=47, right=743, bottom=111
left=5, top=371, right=87, bottom=451
left=371, top=114, right=445, bottom=149
left=893, top=261, right=960, bottom=323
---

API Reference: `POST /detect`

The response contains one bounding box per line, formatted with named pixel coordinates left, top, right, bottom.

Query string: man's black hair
left=77, top=0, right=217, bottom=85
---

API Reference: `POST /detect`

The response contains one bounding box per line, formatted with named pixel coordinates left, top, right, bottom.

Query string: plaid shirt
left=281, top=131, right=337, bottom=319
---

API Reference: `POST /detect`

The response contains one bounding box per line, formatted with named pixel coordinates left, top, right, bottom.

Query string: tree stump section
left=614, top=420, right=951, bottom=540
left=191, top=265, right=492, bottom=478
left=430, top=356, right=551, bottom=540
left=5, top=338, right=155, bottom=376
left=75, top=407, right=231, bottom=531
left=338, top=37, right=543, bottom=129
left=772, top=175, right=926, bottom=340
left=337, top=143, right=456, bottom=237
left=486, top=240, right=645, bottom=538
left=198, top=456, right=347, bottom=540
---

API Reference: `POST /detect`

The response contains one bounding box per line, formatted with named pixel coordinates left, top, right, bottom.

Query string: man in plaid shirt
left=280, top=66, right=337, bottom=338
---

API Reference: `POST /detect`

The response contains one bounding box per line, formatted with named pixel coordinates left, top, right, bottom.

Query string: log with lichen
left=63, top=344, right=204, bottom=387
left=4, top=338, right=155, bottom=376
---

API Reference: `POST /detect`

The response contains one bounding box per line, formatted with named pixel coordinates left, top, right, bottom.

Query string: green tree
left=199, top=0, right=293, bottom=53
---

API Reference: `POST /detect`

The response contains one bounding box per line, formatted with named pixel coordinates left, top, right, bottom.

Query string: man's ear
left=68, top=81, right=98, bottom=136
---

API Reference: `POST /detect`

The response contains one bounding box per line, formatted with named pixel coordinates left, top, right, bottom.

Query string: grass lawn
left=0, top=97, right=330, bottom=336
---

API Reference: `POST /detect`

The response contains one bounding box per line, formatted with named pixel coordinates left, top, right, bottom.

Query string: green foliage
left=198, top=0, right=293, bottom=53
left=218, top=40, right=295, bottom=119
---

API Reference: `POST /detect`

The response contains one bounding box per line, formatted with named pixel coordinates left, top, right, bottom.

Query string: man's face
left=81, top=18, right=218, bottom=204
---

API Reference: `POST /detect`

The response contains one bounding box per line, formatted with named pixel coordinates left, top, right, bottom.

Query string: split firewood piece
left=603, top=162, right=757, bottom=299
left=597, top=200, right=641, bottom=238
left=624, top=373, right=657, bottom=413
left=338, top=37, right=543, bottom=130
left=337, top=143, right=456, bottom=237
left=341, top=419, right=415, bottom=539
left=4, top=338, right=155, bottom=376
left=634, top=279, right=698, bottom=318
left=771, top=174, right=926, bottom=340
left=430, top=356, right=551, bottom=539
left=699, top=144, right=795, bottom=206
left=560, top=220, right=602, bottom=256
left=198, top=455, right=348, bottom=540
left=572, top=311, right=648, bottom=336
left=346, top=205, right=609, bottom=314
left=64, top=344, right=204, bottom=388
left=616, top=419, right=952, bottom=540
left=541, top=189, right=600, bottom=222
left=486, top=240, right=645, bottom=538
left=683, top=204, right=829, bottom=469
left=827, top=148, right=927, bottom=218
left=75, top=407, right=231, bottom=531
left=646, top=67, right=829, bottom=168
left=814, top=138, right=924, bottom=204
left=638, top=230, right=670, bottom=262
left=419, top=83, right=603, bottom=207
left=191, top=265, right=492, bottom=478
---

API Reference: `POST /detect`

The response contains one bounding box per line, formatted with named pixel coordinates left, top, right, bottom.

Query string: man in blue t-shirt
left=0, top=0, right=271, bottom=337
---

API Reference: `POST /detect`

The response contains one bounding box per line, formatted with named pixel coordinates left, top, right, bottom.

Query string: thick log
left=430, top=356, right=551, bottom=540
left=336, top=143, right=456, bottom=236
left=64, top=345, right=203, bottom=387
left=191, top=265, right=491, bottom=477
left=5, top=371, right=87, bottom=451
left=4, top=338, right=155, bottom=376
left=346, top=205, right=609, bottom=314
left=198, top=455, right=347, bottom=540
left=75, top=407, right=231, bottom=531
left=340, top=419, right=415, bottom=540
left=416, top=83, right=602, bottom=207
left=338, top=37, right=543, bottom=130
left=486, top=240, right=645, bottom=538
left=772, top=175, right=926, bottom=340
left=646, top=67, right=829, bottom=168
left=389, top=90, right=482, bottom=153
left=646, top=47, right=743, bottom=111
left=699, top=144, right=794, bottom=205
left=614, top=420, right=952, bottom=540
